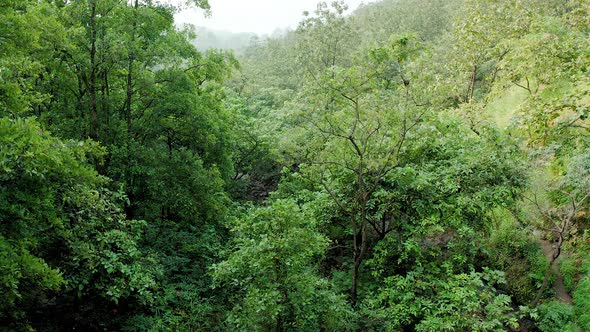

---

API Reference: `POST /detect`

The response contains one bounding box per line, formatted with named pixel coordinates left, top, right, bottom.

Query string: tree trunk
left=467, top=64, right=478, bottom=102
left=125, top=0, right=138, bottom=136
left=351, top=158, right=368, bottom=306
left=122, top=0, right=139, bottom=219
left=89, top=0, right=98, bottom=140
left=351, top=259, right=359, bottom=305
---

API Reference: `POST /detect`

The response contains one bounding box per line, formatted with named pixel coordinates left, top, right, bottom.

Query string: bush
left=484, top=209, right=548, bottom=304
left=536, top=301, right=576, bottom=332
left=560, top=257, right=578, bottom=294
left=574, top=276, right=590, bottom=330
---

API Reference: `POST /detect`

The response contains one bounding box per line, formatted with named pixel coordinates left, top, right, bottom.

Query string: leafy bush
left=536, top=301, right=576, bottom=332
left=574, top=276, right=590, bottom=330
left=484, top=209, right=549, bottom=304
left=212, top=199, right=356, bottom=331
left=360, top=268, right=519, bottom=331
left=561, top=257, right=578, bottom=294
left=0, top=118, right=157, bottom=328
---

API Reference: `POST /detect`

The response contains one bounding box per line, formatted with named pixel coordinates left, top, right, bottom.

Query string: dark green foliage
left=213, top=199, right=355, bottom=331
left=574, top=275, right=590, bottom=330
left=536, top=301, right=576, bottom=332
left=1, top=0, right=235, bottom=329
left=484, top=210, right=548, bottom=304
left=360, top=268, right=518, bottom=331
left=0, top=118, right=156, bottom=329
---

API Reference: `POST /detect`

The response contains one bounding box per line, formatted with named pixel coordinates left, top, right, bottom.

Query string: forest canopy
left=1, top=0, right=590, bottom=331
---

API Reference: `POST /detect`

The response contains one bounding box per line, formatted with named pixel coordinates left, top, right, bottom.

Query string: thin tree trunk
left=122, top=0, right=139, bottom=219
left=351, top=208, right=359, bottom=305
left=125, top=0, right=138, bottom=135
left=467, top=64, right=478, bottom=102
left=89, top=0, right=98, bottom=140
left=351, top=157, right=368, bottom=306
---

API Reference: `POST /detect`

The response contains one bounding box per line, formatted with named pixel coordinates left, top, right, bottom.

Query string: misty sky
left=174, top=0, right=372, bottom=35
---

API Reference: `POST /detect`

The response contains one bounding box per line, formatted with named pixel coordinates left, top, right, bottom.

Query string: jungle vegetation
left=1, top=0, right=589, bottom=331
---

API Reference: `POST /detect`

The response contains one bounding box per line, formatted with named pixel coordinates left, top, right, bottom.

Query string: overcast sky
left=174, top=0, right=372, bottom=35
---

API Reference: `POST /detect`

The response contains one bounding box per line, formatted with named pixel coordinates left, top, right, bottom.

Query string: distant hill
left=191, top=27, right=257, bottom=53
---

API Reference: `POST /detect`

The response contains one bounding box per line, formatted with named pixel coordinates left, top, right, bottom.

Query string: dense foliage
left=1, top=0, right=589, bottom=330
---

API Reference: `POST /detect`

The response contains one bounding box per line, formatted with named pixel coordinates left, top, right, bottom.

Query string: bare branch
left=320, top=174, right=349, bottom=215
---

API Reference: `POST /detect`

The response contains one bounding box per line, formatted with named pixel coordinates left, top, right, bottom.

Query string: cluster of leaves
left=484, top=209, right=549, bottom=304
left=361, top=268, right=518, bottom=331
left=0, top=118, right=157, bottom=329
left=212, top=200, right=354, bottom=331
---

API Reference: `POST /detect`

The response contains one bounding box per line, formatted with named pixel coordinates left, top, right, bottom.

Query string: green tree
left=0, top=118, right=156, bottom=329
left=526, top=149, right=590, bottom=307
left=213, top=199, right=354, bottom=331
left=291, top=4, right=432, bottom=304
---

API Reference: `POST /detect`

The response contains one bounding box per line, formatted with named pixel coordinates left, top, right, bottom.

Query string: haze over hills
left=191, top=26, right=257, bottom=52
left=174, top=0, right=371, bottom=35
left=180, top=1, right=376, bottom=53
left=188, top=26, right=293, bottom=53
